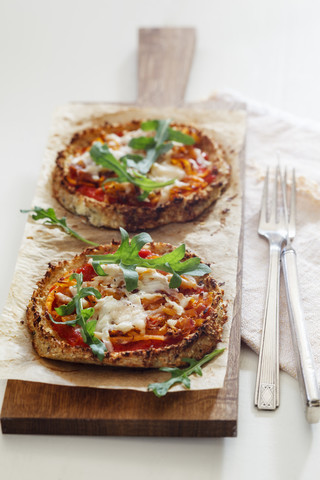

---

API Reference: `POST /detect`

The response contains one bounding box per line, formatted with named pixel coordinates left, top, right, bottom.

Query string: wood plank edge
left=1, top=417, right=237, bottom=437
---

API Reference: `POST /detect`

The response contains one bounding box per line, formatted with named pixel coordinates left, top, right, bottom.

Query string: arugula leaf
left=140, top=120, right=158, bottom=131
left=148, top=348, right=225, bottom=397
left=90, top=143, right=130, bottom=182
left=89, top=142, right=174, bottom=200
left=167, top=128, right=196, bottom=145
left=141, top=119, right=195, bottom=145
left=90, top=119, right=196, bottom=187
left=21, top=207, right=99, bottom=246
left=132, top=119, right=171, bottom=174
left=89, top=228, right=211, bottom=292
left=119, top=262, right=139, bottom=292
left=130, top=119, right=195, bottom=174
left=120, top=153, right=144, bottom=170
left=49, top=272, right=106, bottom=360
left=154, top=119, right=171, bottom=143
left=137, top=142, right=173, bottom=175
left=128, top=137, right=156, bottom=150
left=55, top=299, right=76, bottom=316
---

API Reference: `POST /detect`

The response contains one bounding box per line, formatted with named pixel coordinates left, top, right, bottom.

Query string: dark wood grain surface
left=0, top=27, right=242, bottom=437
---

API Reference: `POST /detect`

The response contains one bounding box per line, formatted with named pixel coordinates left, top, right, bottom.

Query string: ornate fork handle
left=281, top=245, right=320, bottom=422
left=255, top=239, right=282, bottom=410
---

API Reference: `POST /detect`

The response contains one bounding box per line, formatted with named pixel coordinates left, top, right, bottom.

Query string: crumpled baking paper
left=0, top=102, right=246, bottom=391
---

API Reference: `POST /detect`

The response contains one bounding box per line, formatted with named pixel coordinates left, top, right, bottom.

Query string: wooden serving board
left=0, top=28, right=242, bottom=437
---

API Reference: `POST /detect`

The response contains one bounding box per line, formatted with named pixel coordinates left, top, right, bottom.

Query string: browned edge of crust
left=26, top=242, right=228, bottom=368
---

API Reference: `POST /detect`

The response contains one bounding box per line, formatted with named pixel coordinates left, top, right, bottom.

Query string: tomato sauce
left=111, top=335, right=183, bottom=352
left=77, top=185, right=105, bottom=202
left=138, top=248, right=152, bottom=259
left=51, top=322, right=87, bottom=347
left=76, top=263, right=97, bottom=282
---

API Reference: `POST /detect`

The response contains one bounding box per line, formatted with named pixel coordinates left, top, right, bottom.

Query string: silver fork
left=281, top=168, right=320, bottom=423
left=254, top=166, right=287, bottom=410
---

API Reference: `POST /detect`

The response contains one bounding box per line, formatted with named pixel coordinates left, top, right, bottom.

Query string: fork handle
left=255, top=242, right=280, bottom=410
left=281, top=245, right=320, bottom=423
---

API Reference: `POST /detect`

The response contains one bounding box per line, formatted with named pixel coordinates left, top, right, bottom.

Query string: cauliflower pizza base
left=26, top=242, right=227, bottom=368
left=52, top=120, right=230, bottom=231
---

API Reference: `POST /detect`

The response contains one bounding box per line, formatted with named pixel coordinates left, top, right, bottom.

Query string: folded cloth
left=212, top=90, right=320, bottom=380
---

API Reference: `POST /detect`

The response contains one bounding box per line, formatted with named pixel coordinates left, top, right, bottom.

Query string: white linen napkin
left=212, top=90, right=320, bottom=380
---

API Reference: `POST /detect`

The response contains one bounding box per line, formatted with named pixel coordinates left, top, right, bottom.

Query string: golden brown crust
left=52, top=121, right=230, bottom=231
left=26, top=243, right=227, bottom=368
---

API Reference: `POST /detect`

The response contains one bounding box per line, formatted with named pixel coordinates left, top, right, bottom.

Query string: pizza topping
left=89, top=142, right=175, bottom=201
left=70, top=150, right=102, bottom=181
left=89, top=228, right=211, bottom=292
left=45, top=229, right=214, bottom=359
left=48, top=272, right=107, bottom=360
left=137, top=267, right=172, bottom=294
left=64, top=120, right=219, bottom=206
left=70, top=128, right=148, bottom=180
left=48, top=262, right=211, bottom=354
left=94, top=295, right=148, bottom=341
left=78, top=263, right=198, bottom=345
left=148, top=157, right=186, bottom=183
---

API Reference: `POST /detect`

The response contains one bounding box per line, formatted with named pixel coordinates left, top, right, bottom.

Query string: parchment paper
left=0, top=103, right=246, bottom=391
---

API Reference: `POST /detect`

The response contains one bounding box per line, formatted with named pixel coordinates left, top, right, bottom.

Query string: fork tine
left=260, top=167, right=269, bottom=225
left=270, top=166, right=279, bottom=223
left=281, top=166, right=289, bottom=226
left=289, top=169, right=296, bottom=239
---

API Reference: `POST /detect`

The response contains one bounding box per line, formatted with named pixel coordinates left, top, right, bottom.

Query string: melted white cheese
left=68, top=127, right=216, bottom=207
left=69, top=129, right=147, bottom=177
left=195, top=148, right=211, bottom=168
left=88, top=265, right=193, bottom=341
left=70, top=150, right=102, bottom=180
left=137, top=267, right=173, bottom=294
left=155, top=180, right=188, bottom=205
left=94, top=294, right=148, bottom=341
left=148, top=160, right=186, bottom=183
left=165, top=297, right=185, bottom=315
left=69, top=128, right=187, bottom=188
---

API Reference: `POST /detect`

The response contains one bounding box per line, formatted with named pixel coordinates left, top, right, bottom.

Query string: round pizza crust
left=26, top=242, right=228, bottom=368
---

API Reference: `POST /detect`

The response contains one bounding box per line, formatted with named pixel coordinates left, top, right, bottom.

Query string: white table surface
left=1, top=1, right=320, bottom=479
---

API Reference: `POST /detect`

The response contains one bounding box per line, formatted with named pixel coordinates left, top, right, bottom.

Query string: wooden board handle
left=137, top=27, right=196, bottom=106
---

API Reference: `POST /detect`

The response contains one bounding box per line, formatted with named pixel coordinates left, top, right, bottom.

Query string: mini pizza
left=27, top=229, right=227, bottom=368
left=52, top=119, right=230, bottom=231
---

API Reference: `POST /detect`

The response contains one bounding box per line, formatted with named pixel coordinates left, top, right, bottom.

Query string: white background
left=1, top=1, right=320, bottom=479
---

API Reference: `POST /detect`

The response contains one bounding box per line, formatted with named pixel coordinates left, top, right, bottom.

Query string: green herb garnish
left=148, top=348, right=225, bottom=397
left=89, top=142, right=174, bottom=201
left=89, top=227, right=211, bottom=292
left=49, top=272, right=107, bottom=360
left=128, top=119, right=195, bottom=174
left=21, top=206, right=99, bottom=246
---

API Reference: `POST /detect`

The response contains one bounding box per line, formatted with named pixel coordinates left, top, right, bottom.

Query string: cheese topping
left=192, top=148, right=211, bottom=168
left=70, top=129, right=147, bottom=179
left=49, top=256, right=213, bottom=355
left=80, top=264, right=197, bottom=343
left=136, top=267, right=173, bottom=294
left=94, top=295, right=148, bottom=342
left=65, top=121, right=222, bottom=212
left=148, top=160, right=186, bottom=183
left=70, top=150, right=101, bottom=180
left=69, top=127, right=192, bottom=204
